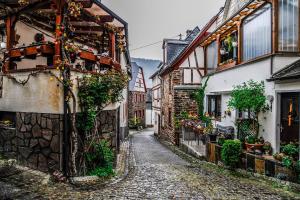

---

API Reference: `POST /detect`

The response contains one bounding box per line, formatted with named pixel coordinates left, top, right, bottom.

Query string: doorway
left=280, top=93, right=300, bottom=149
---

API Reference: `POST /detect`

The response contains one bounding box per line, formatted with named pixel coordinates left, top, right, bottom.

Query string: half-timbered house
left=0, top=0, right=131, bottom=174
left=170, top=0, right=300, bottom=154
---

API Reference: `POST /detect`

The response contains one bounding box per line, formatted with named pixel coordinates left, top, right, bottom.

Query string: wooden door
left=280, top=93, right=300, bottom=146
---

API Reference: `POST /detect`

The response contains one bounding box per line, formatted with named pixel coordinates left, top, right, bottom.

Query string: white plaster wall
left=146, top=109, right=153, bottom=126
left=273, top=56, right=300, bottom=74
left=0, top=70, right=63, bottom=114
left=205, top=56, right=300, bottom=151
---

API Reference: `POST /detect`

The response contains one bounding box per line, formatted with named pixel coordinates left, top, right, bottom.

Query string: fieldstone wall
left=128, top=91, right=146, bottom=127
left=0, top=113, right=63, bottom=172
left=160, top=70, right=181, bottom=144
left=94, top=110, right=118, bottom=150
left=0, top=127, right=17, bottom=158
left=16, top=113, right=63, bottom=172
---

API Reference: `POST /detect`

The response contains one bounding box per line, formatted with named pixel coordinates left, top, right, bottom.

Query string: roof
left=161, top=27, right=201, bottom=73
left=129, top=62, right=146, bottom=91
left=160, top=11, right=222, bottom=76
left=268, top=59, right=300, bottom=81
left=149, top=62, right=163, bottom=79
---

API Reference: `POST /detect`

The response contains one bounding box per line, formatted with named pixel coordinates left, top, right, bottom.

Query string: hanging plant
left=18, top=0, right=29, bottom=6
left=77, top=70, right=129, bottom=132
left=67, top=1, right=83, bottom=18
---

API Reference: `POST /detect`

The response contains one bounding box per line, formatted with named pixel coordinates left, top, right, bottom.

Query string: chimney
left=186, top=30, right=192, bottom=37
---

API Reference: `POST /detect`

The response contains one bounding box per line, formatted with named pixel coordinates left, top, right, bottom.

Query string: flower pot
left=245, top=143, right=264, bottom=152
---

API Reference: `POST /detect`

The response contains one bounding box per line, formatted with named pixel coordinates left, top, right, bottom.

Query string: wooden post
left=4, top=16, right=16, bottom=73
left=217, top=35, right=221, bottom=67
left=53, top=0, right=64, bottom=64
left=109, top=32, right=116, bottom=61
left=204, top=46, right=207, bottom=75
left=237, top=22, right=242, bottom=64
left=272, top=0, right=278, bottom=53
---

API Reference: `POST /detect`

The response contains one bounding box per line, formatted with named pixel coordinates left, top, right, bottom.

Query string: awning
left=268, top=59, right=300, bottom=82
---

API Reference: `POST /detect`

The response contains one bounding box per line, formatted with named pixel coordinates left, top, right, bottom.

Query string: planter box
left=9, top=49, right=22, bottom=58
left=24, top=46, right=38, bottom=56
left=41, top=44, right=54, bottom=55
left=100, top=56, right=112, bottom=66
left=79, top=51, right=97, bottom=61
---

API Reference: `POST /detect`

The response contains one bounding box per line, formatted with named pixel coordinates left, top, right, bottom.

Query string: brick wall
left=128, top=91, right=146, bottom=126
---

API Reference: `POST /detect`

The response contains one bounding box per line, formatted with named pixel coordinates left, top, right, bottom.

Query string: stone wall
left=0, top=113, right=62, bottom=172
left=161, top=69, right=199, bottom=145
left=128, top=91, right=146, bottom=126
left=1, top=110, right=121, bottom=173
left=174, top=87, right=198, bottom=117
left=0, top=127, right=17, bottom=158
left=16, top=113, right=62, bottom=172
left=94, top=110, right=118, bottom=150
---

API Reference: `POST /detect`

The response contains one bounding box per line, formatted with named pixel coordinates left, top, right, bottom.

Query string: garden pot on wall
left=245, top=143, right=264, bottom=152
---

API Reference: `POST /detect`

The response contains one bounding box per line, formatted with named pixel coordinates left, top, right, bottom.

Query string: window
left=242, top=4, right=271, bottom=61
left=208, top=95, right=222, bottom=119
left=220, top=31, right=238, bottom=65
left=206, top=41, right=218, bottom=69
left=279, top=0, right=299, bottom=51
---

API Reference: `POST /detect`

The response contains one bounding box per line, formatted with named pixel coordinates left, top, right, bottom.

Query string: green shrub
left=246, top=135, right=256, bottom=144
left=85, top=140, right=115, bottom=177
left=295, top=160, right=300, bottom=173
left=282, top=156, right=293, bottom=169
left=221, top=140, right=242, bottom=168
left=282, top=144, right=298, bottom=157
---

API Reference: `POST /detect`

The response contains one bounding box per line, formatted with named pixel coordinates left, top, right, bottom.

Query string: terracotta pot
left=245, top=143, right=264, bottom=152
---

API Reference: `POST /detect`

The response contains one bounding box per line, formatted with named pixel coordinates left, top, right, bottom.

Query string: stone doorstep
left=70, top=139, right=131, bottom=185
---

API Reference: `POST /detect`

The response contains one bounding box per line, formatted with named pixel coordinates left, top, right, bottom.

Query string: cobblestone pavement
left=1, top=129, right=300, bottom=199
left=90, top=130, right=300, bottom=200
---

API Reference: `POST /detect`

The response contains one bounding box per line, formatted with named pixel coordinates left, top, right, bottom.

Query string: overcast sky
left=102, top=0, right=225, bottom=61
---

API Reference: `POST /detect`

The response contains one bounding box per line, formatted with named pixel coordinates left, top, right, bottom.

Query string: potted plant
left=273, top=152, right=285, bottom=161
left=228, top=80, right=269, bottom=151
left=245, top=135, right=264, bottom=153
left=263, top=142, right=272, bottom=155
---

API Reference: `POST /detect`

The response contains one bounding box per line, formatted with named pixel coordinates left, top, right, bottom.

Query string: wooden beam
left=272, top=0, right=278, bottom=53
left=237, top=22, right=242, bottom=64
left=109, top=32, right=115, bottom=60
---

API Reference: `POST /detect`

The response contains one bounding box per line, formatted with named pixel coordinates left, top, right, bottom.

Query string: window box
left=24, top=46, right=38, bottom=56
left=41, top=44, right=54, bottom=55
left=79, top=50, right=97, bottom=61
left=99, top=56, right=112, bottom=66
left=9, top=49, right=22, bottom=58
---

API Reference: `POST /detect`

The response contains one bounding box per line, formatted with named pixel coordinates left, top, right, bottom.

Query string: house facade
left=159, top=28, right=207, bottom=144
left=198, top=0, right=300, bottom=154
left=128, top=62, right=147, bottom=127
left=0, top=0, right=131, bottom=174
left=158, top=0, right=300, bottom=154
left=145, top=88, right=153, bottom=127
left=150, top=63, right=162, bottom=135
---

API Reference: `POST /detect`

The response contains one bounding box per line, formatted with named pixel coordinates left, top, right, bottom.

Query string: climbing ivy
left=77, top=70, right=128, bottom=132
left=191, top=77, right=210, bottom=120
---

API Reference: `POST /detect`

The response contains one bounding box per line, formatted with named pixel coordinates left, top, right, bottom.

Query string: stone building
left=128, top=62, right=147, bottom=127
left=0, top=0, right=131, bottom=174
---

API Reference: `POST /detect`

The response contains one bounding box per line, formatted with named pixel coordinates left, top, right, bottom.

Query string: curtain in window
left=206, top=41, right=218, bottom=69
left=279, top=0, right=299, bottom=52
left=243, top=4, right=271, bottom=61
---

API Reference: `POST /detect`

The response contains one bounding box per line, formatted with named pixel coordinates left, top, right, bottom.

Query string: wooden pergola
left=1, top=0, right=126, bottom=72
